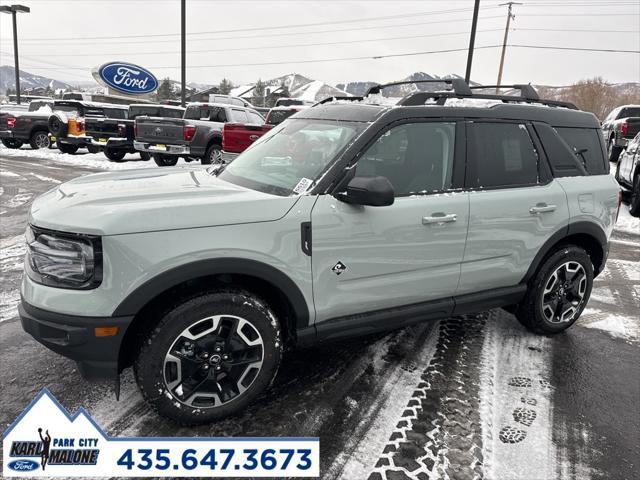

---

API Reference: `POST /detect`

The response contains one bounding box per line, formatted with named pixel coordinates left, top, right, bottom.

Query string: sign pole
left=181, top=0, right=186, bottom=107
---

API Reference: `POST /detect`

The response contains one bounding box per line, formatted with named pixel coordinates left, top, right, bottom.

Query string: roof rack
left=315, top=95, right=364, bottom=105
left=398, top=84, right=578, bottom=110
left=365, top=79, right=472, bottom=97
left=469, top=84, right=540, bottom=100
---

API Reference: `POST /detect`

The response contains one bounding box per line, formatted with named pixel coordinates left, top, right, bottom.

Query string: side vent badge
left=332, top=261, right=347, bottom=275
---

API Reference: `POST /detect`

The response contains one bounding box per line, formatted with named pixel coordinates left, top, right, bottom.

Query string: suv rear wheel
left=134, top=291, right=282, bottom=424
left=516, top=245, right=593, bottom=334
left=29, top=131, right=50, bottom=149
left=152, top=154, right=178, bottom=167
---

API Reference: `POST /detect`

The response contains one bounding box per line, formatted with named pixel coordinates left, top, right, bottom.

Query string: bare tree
left=539, top=77, right=640, bottom=121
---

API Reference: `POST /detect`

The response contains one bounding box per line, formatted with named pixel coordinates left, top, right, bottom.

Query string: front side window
left=217, top=119, right=364, bottom=196
left=468, top=122, right=539, bottom=188
left=354, top=122, right=456, bottom=196
left=231, top=109, right=249, bottom=123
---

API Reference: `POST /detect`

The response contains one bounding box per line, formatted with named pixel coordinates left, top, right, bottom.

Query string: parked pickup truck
left=86, top=104, right=184, bottom=162
left=47, top=101, right=128, bottom=154
left=134, top=102, right=264, bottom=166
left=0, top=99, right=54, bottom=149
left=602, top=104, right=640, bottom=162
left=221, top=121, right=273, bottom=163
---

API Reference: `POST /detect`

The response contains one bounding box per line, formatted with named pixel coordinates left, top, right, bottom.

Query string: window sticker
left=293, top=178, right=313, bottom=194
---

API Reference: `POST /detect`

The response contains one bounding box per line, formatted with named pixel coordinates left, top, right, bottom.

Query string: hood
left=29, top=166, right=300, bottom=235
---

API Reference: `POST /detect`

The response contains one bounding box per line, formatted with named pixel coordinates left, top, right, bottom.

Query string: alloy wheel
left=163, top=314, right=264, bottom=408
left=34, top=132, right=50, bottom=149
left=541, top=261, right=587, bottom=324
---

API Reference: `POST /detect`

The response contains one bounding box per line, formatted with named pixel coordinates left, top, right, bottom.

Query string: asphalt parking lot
left=1, top=148, right=638, bottom=480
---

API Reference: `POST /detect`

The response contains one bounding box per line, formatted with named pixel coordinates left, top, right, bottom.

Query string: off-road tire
left=56, top=141, right=78, bottom=154
left=48, top=115, right=67, bottom=138
left=1, top=138, right=23, bottom=149
left=104, top=147, right=126, bottom=162
left=140, top=151, right=151, bottom=161
left=152, top=154, right=178, bottom=167
left=607, top=137, right=622, bottom=163
left=29, top=130, right=50, bottom=149
left=134, top=291, right=282, bottom=424
left=630, top=174, right=640, bottom=217
left=516, top=245, right=593, bottom=334
left=202, top=143, right=222, bottom=165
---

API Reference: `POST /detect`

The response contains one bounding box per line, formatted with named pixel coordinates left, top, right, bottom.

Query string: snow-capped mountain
left=336, top=72, right=480, bottom=97
left=0, top=66, right=72, bottom=94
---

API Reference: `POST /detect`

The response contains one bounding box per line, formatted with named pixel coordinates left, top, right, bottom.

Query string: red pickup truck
left=221, top=122, right=273, bottom=163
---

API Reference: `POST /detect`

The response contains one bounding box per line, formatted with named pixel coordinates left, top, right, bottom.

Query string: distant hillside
left=0, top=65, right=72, bottom=94
left=337, top=72, right=480, bottom=97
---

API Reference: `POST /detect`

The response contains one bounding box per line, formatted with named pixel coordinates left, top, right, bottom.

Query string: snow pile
left=615, top=204, right=639, bottom=235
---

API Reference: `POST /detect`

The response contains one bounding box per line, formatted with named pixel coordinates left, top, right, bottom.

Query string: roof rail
left=469, top=84, right=540, bottom=100
left=314, top=95, right=364, bottom=106
left=366, top=78, right=472, bottom=97
left=398, top=89, right=578, bottom=110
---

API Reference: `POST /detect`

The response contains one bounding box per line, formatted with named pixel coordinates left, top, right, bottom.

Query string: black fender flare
left=112, top=257, right=310, bottom=329
left=521, top=221, right=608, bottom=283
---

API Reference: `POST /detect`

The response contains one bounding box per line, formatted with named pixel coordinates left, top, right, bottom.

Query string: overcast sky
left=0, top=0, right=638, bottom=88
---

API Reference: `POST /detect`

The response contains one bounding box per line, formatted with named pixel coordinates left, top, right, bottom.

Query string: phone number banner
left=3, top=389, right=319, bottom=477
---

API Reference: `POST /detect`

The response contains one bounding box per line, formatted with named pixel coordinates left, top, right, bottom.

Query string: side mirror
left=336, top=176, right=394, bottom=206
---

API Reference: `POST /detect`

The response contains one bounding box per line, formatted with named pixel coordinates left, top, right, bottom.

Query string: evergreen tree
left=279, top=80, right=290, bottom=98
left=252, top=79, right=266, bottom=107
left=156, top=78, right=175, bottom=100
left=218, top=78, right=233, bottom=95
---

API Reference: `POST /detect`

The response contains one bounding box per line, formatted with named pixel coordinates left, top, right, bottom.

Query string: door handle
left=529, top=203, right=557, bottom=214
left=422, top=213, right=457, bottom=225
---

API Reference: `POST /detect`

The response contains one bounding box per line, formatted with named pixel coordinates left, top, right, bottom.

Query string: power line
left=1, top=15, right=507, bottom=46
left=6, top=43, right=637, bottom=73
left=0, top=5, right=497, bottom=42
left=23, top=29, right=505, bottom=57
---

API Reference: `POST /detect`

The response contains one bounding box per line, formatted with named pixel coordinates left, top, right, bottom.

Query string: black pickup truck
left=602, top=104, right=640, bottom=161
left=0, top=99, right=54, bottom=149
left=86, top=104, right=184, bottom=162
left=134, top=102, right=264, bottom=166
left=48, top=101, right=129, bottom=154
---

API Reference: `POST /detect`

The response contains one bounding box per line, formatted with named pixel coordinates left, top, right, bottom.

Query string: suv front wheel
left=134, top=291, right=282, bottom=424
left=516, top=245, right=593, bottom=334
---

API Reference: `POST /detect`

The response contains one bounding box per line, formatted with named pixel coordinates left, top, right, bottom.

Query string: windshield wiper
left=207, top=163, right=227, bottom=176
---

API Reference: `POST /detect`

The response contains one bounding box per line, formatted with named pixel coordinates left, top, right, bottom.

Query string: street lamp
left=0, top=4, right=31, bottom=104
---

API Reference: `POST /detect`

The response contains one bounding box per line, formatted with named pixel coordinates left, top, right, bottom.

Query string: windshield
left=217, top=118, right=364, bottom=196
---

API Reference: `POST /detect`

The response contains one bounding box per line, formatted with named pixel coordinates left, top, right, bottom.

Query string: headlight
left=25, top=226, right=102, bottom=289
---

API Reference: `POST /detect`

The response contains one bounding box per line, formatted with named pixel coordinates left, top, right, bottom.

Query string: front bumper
left=19, top=300, right=133, bottom=380
left=134, top=140, right=190, bottom=155
left=60, top=135, right=93, bottom=146
left=0, top=130, right=16, bottom=139
left=221, top=150, right=239, bottom=163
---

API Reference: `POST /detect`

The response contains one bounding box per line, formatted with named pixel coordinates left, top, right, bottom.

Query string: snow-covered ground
left=0, top=145, right=196, bottom=170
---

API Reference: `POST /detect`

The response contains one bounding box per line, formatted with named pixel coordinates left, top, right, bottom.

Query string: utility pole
left=464, top=0, right=480, bottom=84
left=181, top=0, right=186, bottom=107
left=0, top=4, right=30, bottom=104
left=495, top=2, right=521, bottom=93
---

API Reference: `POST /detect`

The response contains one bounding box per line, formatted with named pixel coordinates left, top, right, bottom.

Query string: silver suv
left=19, top=81, right=620, bottom=424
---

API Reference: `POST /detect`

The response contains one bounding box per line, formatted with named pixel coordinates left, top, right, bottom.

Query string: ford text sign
left=95, top=62, right=158, bottom=95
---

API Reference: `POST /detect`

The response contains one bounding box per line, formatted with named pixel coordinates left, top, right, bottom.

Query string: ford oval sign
left=96, top=62, right=158, bottom=95
left=8, top=460, right=39, bottom=472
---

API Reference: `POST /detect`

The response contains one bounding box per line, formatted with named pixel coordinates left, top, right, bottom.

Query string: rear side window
left=209, top=107, right=227, bottom=122
left=231, top=109, right=249, bottom=123
left=555, top=128, right=607, bottom=175
left=467, top=122, right=539, bottom=188
left=618, top=107, right=640, bottom=118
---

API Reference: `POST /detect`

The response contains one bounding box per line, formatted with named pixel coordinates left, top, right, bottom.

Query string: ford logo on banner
left=96, top=62, right=158, bottom=95
left=8, top=460, right=39, bottom=472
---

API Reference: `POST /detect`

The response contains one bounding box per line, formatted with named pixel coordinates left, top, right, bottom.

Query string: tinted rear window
left=618, top=107, right=640, bottom=118
left=468, top=122, right=540, bottom=188
left=130, top=106, right=183, bottom=119
left=555, top=127, right=607, bottom=175
left=267, top=109, right=297, bottom=125
left=104, top=108, right=128, bottom=119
